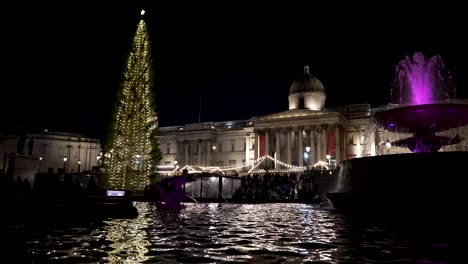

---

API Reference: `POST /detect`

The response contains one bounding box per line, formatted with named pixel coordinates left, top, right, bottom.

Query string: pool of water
left=16, top=202, right=447, bottom=263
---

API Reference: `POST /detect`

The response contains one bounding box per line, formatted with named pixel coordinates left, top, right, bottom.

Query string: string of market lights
left=182, top=155, right=330, bottom=173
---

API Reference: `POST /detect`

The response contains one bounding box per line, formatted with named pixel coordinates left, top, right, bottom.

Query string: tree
left=106, top=10, right=161, bottom=191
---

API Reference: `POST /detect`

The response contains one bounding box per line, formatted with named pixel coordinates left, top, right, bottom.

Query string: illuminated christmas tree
left=107, top=10, right=160, bottom=191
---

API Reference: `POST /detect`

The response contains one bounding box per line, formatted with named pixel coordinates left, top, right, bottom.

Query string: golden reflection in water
left=100, top=202, right=151, bottom=263
left=299, top=206, right=337, bottom=243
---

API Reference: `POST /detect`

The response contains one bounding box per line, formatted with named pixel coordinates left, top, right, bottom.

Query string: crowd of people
left=232, top=172, right=315, bottom=202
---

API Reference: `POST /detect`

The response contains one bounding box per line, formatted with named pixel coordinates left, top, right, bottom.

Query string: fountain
left=375, top=52, right=468, bottom=152
left=327, top=52, right=468, bottom=216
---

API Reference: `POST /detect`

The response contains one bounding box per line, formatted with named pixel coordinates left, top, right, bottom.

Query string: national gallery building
left=157, top=66, right=467, bottom=173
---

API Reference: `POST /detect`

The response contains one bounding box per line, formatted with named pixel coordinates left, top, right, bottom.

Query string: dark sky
left=2, top=2, right=468, bottom=139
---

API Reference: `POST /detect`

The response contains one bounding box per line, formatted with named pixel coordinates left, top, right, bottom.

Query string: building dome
left=289, top=65, right=325, bottom=94
left=288, top=65, right=326, bottom=111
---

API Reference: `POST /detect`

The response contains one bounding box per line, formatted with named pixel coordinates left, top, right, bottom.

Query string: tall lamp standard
left=77, top=160, right=81, bottom=173
left=212, top=145, right=216, bottom=166
left=305, top=146, right=311, bottom=168
left=326, top=154, right=331, bottom=167
left=63, top=157, right=67, bottom=173
left=38, top=157, right=42, bottom=173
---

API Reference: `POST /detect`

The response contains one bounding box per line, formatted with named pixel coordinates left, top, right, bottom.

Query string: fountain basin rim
left=372, top=100, right=468, bottom=132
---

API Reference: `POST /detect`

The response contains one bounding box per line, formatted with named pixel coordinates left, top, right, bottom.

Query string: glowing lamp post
left=63, top=157, right=67, bottom=173
left=77, top=160, right=81, bottom=173
left=212, top=145, right=217, bottom=166
left=305, top=146, right=311, bottom=168
left=326, top=154, right=331, bottom=167
left=38, top=157, right=42, bottom=173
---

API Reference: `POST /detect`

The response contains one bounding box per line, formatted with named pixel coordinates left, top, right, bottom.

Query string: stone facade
left=157, top=66, right=375, bottom=171
left=0, top=131, right=101, bottom=174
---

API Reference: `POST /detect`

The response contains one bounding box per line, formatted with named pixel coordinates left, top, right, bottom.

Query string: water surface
left=21, top=202, right=447, bottom=263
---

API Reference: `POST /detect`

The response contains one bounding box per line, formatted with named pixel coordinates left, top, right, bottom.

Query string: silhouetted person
left=28, top=137, right=34, bottom=156
left=23, top=178, right=31, bottom=192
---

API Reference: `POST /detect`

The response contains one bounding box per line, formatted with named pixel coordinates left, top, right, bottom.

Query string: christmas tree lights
left=107, top=10, right=160, bottom=191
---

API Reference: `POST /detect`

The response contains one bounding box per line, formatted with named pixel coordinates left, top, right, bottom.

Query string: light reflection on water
left=24, top=202, right=447, bottom=263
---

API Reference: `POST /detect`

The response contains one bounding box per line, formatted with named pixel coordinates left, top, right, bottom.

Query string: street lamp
left=63, top=157, right=67, bottom=173
left=326, top=154, right=331, bottom=166
left=77, top=160, right=81, bottom=173
left=305, top=146, right=311, bottom=168
left=38, top=157, right=42, bottom=173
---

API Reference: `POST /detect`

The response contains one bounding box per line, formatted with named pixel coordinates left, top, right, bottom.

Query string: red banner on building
left=259, top=135, right=265, bottom=157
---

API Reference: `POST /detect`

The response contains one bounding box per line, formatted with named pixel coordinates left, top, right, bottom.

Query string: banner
left=259, top=135, right=265, bottom=157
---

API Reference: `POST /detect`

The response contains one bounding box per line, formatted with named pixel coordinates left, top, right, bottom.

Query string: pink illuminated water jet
left=375, top=52, right=467, bottom=152
left=393, top=52, right=455, bottom=105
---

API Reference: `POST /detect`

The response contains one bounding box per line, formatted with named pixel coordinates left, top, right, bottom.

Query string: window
left=348, top=134, right=354, bottom=145
left=298, top=96, right=305, bottom=109
left=229, top=160, right=236, bottom=165
left=216, top=161, right=224, bottom=166
left=164, top=161, right=171, bottom=165
left=218, top=143, right=222, bottom=152
left=166, top=144, right=170, bottom=154
left=231, top=140, right=235, bottom=152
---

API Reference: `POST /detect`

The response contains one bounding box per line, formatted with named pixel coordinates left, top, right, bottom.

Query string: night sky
left=2, top=2, right=467, bottom=139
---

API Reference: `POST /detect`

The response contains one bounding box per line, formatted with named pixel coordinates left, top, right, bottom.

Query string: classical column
left=176, top=141, right=180, bottom=166
left=297, top=127, right=304, bottom=167
left=245, top=133, right=250, bottom=165
left=286, top=128, right=292, bottom=165
left=322, top=124, right=328, bottom=161
left=206, top=141, right=211, bottom=166
left=356, top=128, right=362, bottom=158
left=310, top=126, right=317, bottom=164
left=254, top=129, right=259, bottom=160
left=316, top=126, right=322, bottom=162
left=264, top=129, right=270, bottom=157
left=184, top=141, right=189, bottom=166
left=275, top=129, right=281, bottom=165
left=197, top=140, right=202, bottom=165
left=305, top=128, right=311, bottom=165
left=335, top=125, right=341, bottom=166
